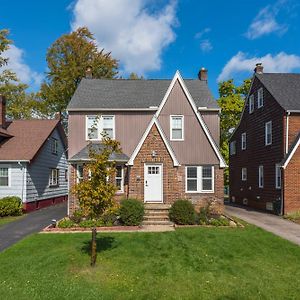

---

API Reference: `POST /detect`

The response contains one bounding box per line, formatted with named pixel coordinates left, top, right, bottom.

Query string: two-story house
left=67, top=69, right=226, bottom=215
left=229, top=63, right=300, bottom=214
left=0, top=96, right=68, bottom=211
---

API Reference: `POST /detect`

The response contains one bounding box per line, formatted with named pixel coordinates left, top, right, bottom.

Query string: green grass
left=0, top=225, right=300, bottom=299
left=0, top=215, right=23, bottom=227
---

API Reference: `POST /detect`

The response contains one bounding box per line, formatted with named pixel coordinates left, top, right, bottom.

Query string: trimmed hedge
left=0, top=196, right=23, bottom=217
left=169, top=199, right=195, bottom=225
left=119, top=198, right=144, bottom=226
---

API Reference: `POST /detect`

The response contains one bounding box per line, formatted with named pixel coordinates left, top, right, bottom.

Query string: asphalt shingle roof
left=256, top=73, right=300, bottom=111
left=67, top=78, right=218, bottom=110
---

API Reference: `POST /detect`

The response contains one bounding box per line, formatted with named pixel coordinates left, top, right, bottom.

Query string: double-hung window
left=249, top=95, right=254, bottom=113
left=76, top=164, right=84, bottom=183
left=275, top=164, right=281, bottom=189
left=242, top=168, right=247, bottom=181
left=51, top=138, right=58, bottom=155
left=265, top=121, right=272, bottom=145
left=186, top=166, right=214, bottom=193
left=258, top=165, right=264, bottom=188
left=86, top=115, right=115, bottom=140
left=230, top=141, right=236, bottom=155
left=115, top=166, right=124, bottom=193
left=49, top=169, right=59, bottom=187
left=170, top=115, right=184, bottom=141
left=241, top=133, right=246, bottom=150
left=258, top=88, right=264, bottom=108
left=0, top=167, right=9, bottom=187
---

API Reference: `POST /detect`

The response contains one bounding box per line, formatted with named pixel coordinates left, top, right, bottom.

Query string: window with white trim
left=86, top=115, right=115, bottom=140
left=51, top=138, right=58, bottom=155
left=242, top=168, right=247, bottom=181
left=76, top=164, right=84, bottom=183
left=186, top=166, right=214, bottom=193
left=170, top=115, right=184, bottom=140
left=249, top=95, right=254, bottom=113
left=115, top=166, right=124, bottom=192
left=259, top=165, right=264, bottom=188
left=0, top=167, right=9, bottom=186
left=49, top=169, right=59, bottom=187
left=241, top=133, right=246, bottom=150
left=275, top=164, right=281, bottom=189
left=265, top=121, right=272, bottom=145
left=258, top=88, right=264, bottom=108
left=230, top=141, right=236, bottom=155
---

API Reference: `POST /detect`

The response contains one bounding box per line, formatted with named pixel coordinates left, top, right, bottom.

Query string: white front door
left=144, top=164, right=163, bottom=202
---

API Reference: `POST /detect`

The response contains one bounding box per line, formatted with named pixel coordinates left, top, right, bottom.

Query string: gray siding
left=0, top=163, right=26, bottom=201
left=201, top=111, right=220, bottom=146
left=26, top=128, right=67, bottom=202
left=158, top=80, right=219, bottom=165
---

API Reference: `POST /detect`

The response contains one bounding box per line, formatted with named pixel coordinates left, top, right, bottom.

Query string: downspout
left=18, top=161, right=25, bottom=203
left=282, top=112, right=290, bottom=215
left=285, top=112, right=290, bottom=154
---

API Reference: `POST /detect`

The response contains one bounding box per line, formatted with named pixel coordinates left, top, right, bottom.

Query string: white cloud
left=218, top=51, right=300, bottom=82
left=200, top=39, right=212, bottom=53
left=194, top=27, right=211, bottom=39
left=0, top=45, right=43, bottom=87
left=71, top=0, right=178, bottom=75
left=245, top=1, right=288, bottom=39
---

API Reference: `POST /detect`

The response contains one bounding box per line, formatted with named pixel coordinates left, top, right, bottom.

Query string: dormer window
left=258, top=88, right=264, bottom=108
left=86, top=115, right=115, bottom=140
left=170, top=115, right=184, bottom=141
left=249, top=95, right=254, bottom=113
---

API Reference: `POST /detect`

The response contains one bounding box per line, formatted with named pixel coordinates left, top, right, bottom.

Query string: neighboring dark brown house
left=229, top=64, right=300, bottom=214
left=67, top=69, right=226, bottom=215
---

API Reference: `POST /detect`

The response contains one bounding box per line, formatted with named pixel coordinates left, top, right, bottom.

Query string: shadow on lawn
left=81, top=236, right=116, bottom=255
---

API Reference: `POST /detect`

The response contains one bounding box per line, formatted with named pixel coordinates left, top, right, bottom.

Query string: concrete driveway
left=226, top=204, right=300, bottom=246
left=0, top=202, right=67, bottom=252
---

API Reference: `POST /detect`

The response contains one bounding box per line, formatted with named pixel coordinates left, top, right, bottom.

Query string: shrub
left=169, top=199, right=195, bottom=225
left=0, top=196, right=23, bottom=217
left=209, top=217, right=230, bottom=226
left=69, top=209, right=84, bottom=224
left=58, top=218, right=76, bottom=228
left=119, top=198, right=144, bottom=226
left=101, top=205, right=120, bottom=226
left=198, top=206, right=210, bottom=225
left=79, top=219, right=97, bottom=228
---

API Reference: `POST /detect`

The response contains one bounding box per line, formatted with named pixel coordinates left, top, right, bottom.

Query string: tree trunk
left=91, top=227, right=97, bottom=267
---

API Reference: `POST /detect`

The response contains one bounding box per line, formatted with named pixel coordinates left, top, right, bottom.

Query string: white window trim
left=258, top=88, right=264, bottom=108
left=241, top=168, right=247, bottom=181
left=241, top=132, right=246, bottom=150
left=170, top=115, right=184, bottom=141
left=259, top=165, right=264, bottom=188
left=51, top=138, right=58, bottom=155
left=116, top=166, right=124, bottom=193
left=265, top=121, right=272, bottom=146
left=230, top=141, right=236, bottom=155
left=185, top=165, right=214, bottom=193
left=49, top=168, right=59, bottom=187
left=275, top=164, right=281, bottom=189
left=0, top=165, right=11, bottom=188
left=85, top=115, right=115, bottom=141
left=249, top=95, right=254, bottom=114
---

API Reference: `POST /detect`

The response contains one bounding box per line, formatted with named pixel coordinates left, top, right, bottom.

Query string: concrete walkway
left=225, top=204, right=300, bottom=246
left=0, top=202, right=67, bottom=252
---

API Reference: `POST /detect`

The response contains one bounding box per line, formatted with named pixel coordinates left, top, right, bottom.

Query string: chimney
left=0, top=95, right=6, bottom=128
left=198, top=67, right=208, bottom=82
left=85, top=66, right=93, bottom=79
left=55, top=112, right=61, bottom=120
left=254, top=63, right=264, bottom=74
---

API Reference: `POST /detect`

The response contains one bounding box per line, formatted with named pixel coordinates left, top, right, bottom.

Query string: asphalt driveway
left=226, top=204, right=300, bottom=246
left=0, top=202, right=67, bottom=252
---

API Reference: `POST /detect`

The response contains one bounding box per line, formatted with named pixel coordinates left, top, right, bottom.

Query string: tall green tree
left=0, top=29, right=40, bottom=120
left=129, top=72, right=144, bottom=79
left=217, top=78, right=251, bottom=185
left=40, top=27, right=118, bottom=116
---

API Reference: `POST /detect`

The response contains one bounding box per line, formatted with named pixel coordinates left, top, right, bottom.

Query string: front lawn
left=0, top=225, right=300, bottom=299
left=0, top=216, right=23, bottom=227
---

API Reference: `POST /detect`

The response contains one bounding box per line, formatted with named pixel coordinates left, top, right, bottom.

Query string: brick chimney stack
left=198, top=67, right=208, bottom=82
left=85, top=66, right=93, bottom=79
left=254, top=63, right=264, bottom=74
left=0, top=95, right=6, bottom=128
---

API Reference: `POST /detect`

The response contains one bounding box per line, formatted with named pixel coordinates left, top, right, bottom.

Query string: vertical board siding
left=229, top=76, right=285, bottom=210
left=26, top=128, right=68, bottom=202
left=158, top=80, right=219, bottom=165
left=0, top=163, right=26, bottom=201
left=68, top=111, right=153, bottom=158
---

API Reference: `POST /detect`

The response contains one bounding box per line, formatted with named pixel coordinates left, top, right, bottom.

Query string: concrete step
left=142, top=220, right=174, bottom=226
left=144, top=204, right=171, bottom=210
left=144, top=215, right=170, bottom=221
left=144, top=210, right=169, bottom=216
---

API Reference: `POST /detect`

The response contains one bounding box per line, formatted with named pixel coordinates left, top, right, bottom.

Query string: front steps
left=143, top=203, right=174, bottom=226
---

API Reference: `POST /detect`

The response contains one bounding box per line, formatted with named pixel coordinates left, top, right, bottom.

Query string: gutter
left=0, top=160, right=30, bottom=163
left=67, top=108, right=158, bottom=112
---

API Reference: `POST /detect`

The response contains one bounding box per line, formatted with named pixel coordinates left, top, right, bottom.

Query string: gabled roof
left=155, top=71, right=226, bottom=168
left=0, top=119, right=66, bottom=162
left=256, top=73, right=300, bottom=111
left=67, top=77, right=218, bottom=111
left=127, top=117, right=180, bottom=167
left=69, top=143, right=129, bottom=162
left=281, top=132, right=300, bottom=169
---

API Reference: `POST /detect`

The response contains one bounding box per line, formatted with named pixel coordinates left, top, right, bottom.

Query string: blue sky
left=0, top=0, right=300, bottom=97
